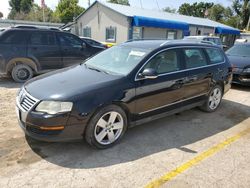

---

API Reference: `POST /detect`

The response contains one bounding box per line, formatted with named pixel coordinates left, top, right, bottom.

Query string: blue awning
left=215, top=27, right=240, bottom=35
left=132, top=16, right=189, bottom=31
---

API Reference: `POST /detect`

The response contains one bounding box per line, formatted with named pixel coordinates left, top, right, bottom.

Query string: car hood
left=24, top=65, right=124, bottom=100
left=227, top=55, right=250, bottom=68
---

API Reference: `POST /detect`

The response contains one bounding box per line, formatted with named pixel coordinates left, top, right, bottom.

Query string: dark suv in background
left=0, top=26, right=104, bottom=82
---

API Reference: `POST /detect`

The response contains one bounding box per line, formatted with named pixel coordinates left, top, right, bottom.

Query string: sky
left=0, top=0, right=232, bottom=19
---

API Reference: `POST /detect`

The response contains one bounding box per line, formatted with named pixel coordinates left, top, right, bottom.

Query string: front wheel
left=85, top=105, right=127, bottom=149
left=200, top=85, right=223, bottom=112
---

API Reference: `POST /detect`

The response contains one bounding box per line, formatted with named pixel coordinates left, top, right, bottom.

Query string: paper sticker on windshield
left=129, top=51, right=146, bottom=57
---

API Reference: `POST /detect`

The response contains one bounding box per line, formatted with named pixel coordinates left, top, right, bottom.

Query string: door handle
left=217, top=68, right=224, bottom=73
left=175, top=79, right=184, bottom=84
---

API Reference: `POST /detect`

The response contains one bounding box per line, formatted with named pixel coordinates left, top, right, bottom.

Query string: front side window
left=85, top=46, right=149, bottom=75
left=184, top=49, right=207, bottom=69
left=58, top=33, right=82, bottom=47
left=29, top=32, right=55, bottom=45
left=144, top=49, right=180, bottom=74
left=106, top=27, right=116, bottom=42
left=83, top=27, right=91, bottom=38
left=205, top=48, right=224, bottom=64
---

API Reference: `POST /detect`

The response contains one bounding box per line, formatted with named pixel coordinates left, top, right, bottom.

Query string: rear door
left=57, top=32, right=89, bottom=67
left=0, top=30, right=28, bottom=68
left=182, top=48, right=212, bottom=98
left=28, top=31, right=62, bottom=70
left=135, top=48, right=188, bottom=116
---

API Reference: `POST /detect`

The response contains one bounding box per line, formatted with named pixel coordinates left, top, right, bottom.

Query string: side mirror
left=139, top=68, right=158, bottom=79
left=82, top=42, right=87, bottom=48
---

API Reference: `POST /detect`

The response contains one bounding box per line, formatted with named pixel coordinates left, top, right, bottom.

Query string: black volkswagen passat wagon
left=16, top=40, right=232, bottom=149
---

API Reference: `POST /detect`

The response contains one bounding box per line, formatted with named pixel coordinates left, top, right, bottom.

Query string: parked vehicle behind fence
left=80, top=37, right=107, bottom=53
left=184, top=36, right=226, bottom=50
left=16, top=40, right=232, bottom=149
left=226, top=43, right=250, bottom=86
left=0, top=26, right=98, bottom=83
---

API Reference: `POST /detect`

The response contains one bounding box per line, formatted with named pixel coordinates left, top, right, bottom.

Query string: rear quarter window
left=205, top=48, right=225, bottom=64
left=0, top=30, right=27, bottom=45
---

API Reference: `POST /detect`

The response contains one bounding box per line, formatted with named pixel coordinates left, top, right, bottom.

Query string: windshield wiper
left=85, top=64, right=111, bottom=74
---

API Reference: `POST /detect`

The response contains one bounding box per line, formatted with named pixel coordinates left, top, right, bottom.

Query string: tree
left=8, top=0, right=34, bottom=19
left=208, top=4, right=226, bottom=22
left=108, top=0, right=130, bottom=6
left=232, top=0, right=250, bottom=29
left=54, top=0, right=85, bottom=23
left=26, top=4, right=60, bottom=22
left=178, top=2, right=214, bottom=18
left=163, top=7, right=176, bottom=13
left=20, top=0, right=34, bottom=13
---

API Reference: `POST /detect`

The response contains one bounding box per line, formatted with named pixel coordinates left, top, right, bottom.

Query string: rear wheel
left=85, top=105, right=127, bottom=149
left=200, top=85, right=223, bottom=112
left=11, top=64, right=33, bottom=83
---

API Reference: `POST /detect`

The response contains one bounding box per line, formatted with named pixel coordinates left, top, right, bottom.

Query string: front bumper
left=232, top=73, right=250, bottom=86
left=16, top=106, right=86, bottom=142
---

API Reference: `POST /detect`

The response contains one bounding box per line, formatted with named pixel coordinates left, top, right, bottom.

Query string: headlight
left=35, top=101, right=73, bottom=115
left=243, top=68, right=250, bottom=73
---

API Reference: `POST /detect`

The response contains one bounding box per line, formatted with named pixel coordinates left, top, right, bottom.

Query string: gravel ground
left=0, top=77, right=250, bottom=188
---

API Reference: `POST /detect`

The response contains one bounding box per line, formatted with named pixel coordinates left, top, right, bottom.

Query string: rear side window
left=184, top=49, right=208, bottom=69
left=144, top=49, right=180, bottom=74
left=205, top=48, right=225, bottom=64
left=29, top=32, right=56, bottom=45
left=0, top=31, right=26, bottom=45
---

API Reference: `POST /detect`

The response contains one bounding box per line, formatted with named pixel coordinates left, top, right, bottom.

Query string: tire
left=85, top=105, right=128, bottom=149
left=11, top=64, right=33, bottom=83
left=200, top=85, right=223, bottom=112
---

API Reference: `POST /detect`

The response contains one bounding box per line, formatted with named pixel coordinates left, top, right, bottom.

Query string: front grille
left=17, top=88, right=39, bottom=112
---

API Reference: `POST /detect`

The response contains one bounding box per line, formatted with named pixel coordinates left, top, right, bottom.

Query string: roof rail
left=126, top=38, right=169, bottom=43
left=13, top=25, right=61, bottom=31
left=13, top=25, right=38, bottom=29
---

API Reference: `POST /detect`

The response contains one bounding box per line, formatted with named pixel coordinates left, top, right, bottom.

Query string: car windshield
left=84, top=46, right=150, bottom=75
left=226, top=45, right=250, bottom=57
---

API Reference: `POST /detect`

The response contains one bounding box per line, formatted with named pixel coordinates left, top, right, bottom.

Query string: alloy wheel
left=208, top=88, right=222, bottom=110
left=94, top=111, right=124, bottom=145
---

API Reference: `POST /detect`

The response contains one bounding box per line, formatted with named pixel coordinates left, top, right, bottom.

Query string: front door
left=135, top=48, right=188, bottom=117
left=57, top=32, right=89, bottom=67
left=28, top=31, right=63, bottom=70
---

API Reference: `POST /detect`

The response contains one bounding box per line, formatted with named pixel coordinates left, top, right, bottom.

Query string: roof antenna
left=155, top=0, right=160, bottom=10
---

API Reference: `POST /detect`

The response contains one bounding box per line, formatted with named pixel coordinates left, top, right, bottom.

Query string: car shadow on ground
left=27, top=99, right=250, bottom=169
left=0, top=77, right=23, bottom=89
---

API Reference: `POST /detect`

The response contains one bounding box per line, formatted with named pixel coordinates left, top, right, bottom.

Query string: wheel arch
left=83, top=101, right=131, bottom=136
left=6, top=58, right=39, bottom=74
left=216, top=80, right=225, bottom=94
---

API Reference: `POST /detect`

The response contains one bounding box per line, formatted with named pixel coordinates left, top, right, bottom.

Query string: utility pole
left=41, top=0, right=45, bottom=22
left=88, top=0, right=90, bottom=7
left=139, top=0, right=143, bottom=8
left=247, top=15, right=250, bottom=31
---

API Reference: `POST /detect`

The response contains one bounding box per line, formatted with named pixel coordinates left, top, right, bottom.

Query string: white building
left=75, top=1, right=240, bottom=47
